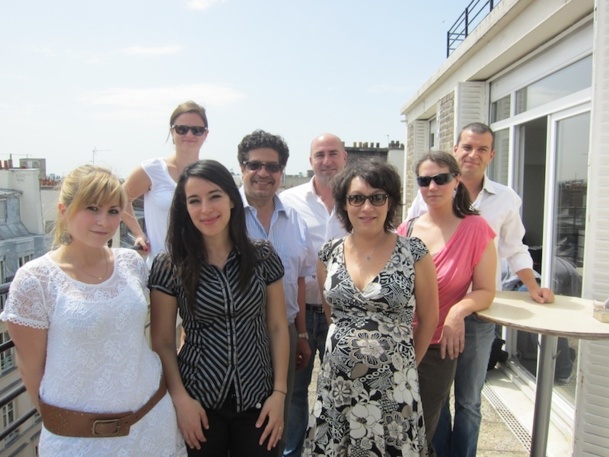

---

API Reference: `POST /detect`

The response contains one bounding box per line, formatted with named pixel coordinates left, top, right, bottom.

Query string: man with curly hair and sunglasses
left=237, top=129, right=316, bottom=454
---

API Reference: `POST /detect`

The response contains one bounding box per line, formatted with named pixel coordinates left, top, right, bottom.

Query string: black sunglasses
left=416, top=173, right=457, bottom=187
left=172, top=124, right=208, bottom=136
left=346, top=194, right=389, bottom=207
left=242, top=161, right=284, bottom=173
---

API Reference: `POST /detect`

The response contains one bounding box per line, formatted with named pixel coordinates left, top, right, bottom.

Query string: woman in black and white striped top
left=150, top=160, right=290, bottom=457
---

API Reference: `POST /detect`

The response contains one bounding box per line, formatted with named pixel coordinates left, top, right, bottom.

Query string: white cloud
left=122, top=45, right=183, bottom=56
left=0, top=71, right=30, bottom=81
left=23, top=44, right=109, bottom=65
left=80, top=83, right=246, bottom=120
left=368, top=84, right=407, bottom=95
left=186, top=0, right=225, bottom=11
left=24, top=43, right=181, bottom=65
left=24, top=45, right=59, bottom=58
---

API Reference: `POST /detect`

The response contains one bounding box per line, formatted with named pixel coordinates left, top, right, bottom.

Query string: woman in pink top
left=396, top=151, right=496, bottom=457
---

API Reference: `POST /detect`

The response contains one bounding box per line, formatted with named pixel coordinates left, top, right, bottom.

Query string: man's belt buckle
left=307, top=304, right=324, bottom=314
left=92, top=419, right=125, bottom=437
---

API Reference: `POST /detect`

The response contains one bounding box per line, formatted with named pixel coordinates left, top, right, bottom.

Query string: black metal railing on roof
left=0, top=281, right=35, bottom=445
left=447, top=0, right=502, bottom=57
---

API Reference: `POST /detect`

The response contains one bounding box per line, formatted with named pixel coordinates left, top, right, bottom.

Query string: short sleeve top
left=148, top=242, right=284, bottom=412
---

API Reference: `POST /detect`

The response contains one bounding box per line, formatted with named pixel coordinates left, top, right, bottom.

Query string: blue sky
left=0, top=0, right=468, bottom=178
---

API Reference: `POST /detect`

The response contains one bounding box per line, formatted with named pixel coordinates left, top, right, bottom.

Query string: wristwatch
left=298, top=332, right=309, bottom=340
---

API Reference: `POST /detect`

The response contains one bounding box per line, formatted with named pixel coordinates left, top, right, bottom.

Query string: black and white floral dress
left=304, top=236, right=429, bottom=457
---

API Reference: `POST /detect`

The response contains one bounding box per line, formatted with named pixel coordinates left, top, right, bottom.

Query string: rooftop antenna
left=92, top=147, right=110, bottom=165
left=5, top=153, right=32, bottom=168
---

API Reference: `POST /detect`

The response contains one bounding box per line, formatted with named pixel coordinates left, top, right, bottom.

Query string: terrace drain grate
left=482, top=383, right=532, bottom=453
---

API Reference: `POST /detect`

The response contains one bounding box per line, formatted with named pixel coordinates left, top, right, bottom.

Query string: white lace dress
left=0, top=249, right=187, bottom=457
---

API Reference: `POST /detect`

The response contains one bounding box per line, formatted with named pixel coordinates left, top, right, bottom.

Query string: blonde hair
left=53, top=165, right=126, bottom=247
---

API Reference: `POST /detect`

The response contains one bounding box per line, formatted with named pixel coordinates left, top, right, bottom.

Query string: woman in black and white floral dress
left=304, top=160, right=439, bottom=457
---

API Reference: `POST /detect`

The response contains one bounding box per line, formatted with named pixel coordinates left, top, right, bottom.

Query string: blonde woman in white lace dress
left=0, top=165, right=186, bottom=457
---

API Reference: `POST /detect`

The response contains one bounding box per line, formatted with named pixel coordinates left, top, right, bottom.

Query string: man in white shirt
left=280, top=133, right=348, bottom=457
left=406, top=122, right=554, bottom=457
left=238, top=129, right=316, bottom=453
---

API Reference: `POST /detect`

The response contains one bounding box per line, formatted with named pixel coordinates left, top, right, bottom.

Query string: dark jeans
left=187, top=396, right=278, bottom=457
left=284, top=306, right=329, bottom=457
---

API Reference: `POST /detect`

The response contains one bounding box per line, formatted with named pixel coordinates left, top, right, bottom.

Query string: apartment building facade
left=400, top=0, right=608, bottom=454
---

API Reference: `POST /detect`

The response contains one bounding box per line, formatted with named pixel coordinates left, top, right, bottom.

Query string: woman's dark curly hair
left=166, top=159, right=258, bottom=310
left=333, top=159, right=402, bottom=233
left=415, top=150, right=478, bottom=218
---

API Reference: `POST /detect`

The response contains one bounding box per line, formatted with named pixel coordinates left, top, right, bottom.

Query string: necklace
left=70, top=251, right=109, bottom=281
left=351, top=232, right=388, bottom=262
left=207, top=249, right=231, bottom=267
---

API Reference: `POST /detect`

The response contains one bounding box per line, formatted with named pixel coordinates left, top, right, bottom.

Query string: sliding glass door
left=510, top=106, right=590, bottom=405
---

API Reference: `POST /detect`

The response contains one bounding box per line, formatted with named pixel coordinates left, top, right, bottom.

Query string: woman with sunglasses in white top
left=396, top=151, right=497, bottom=457
left=122, top=101, right=209, bottom=265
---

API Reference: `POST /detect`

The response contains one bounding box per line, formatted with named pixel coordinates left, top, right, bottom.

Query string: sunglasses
left=416, top=173, right=457, bottom=187
left=346, top=194, right=389, bottom=207
left=172, top=125, right=208, bottom=136
left=242, top=161, right=284, bottom=173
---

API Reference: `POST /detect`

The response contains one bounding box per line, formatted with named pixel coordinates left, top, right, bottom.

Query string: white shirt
left=406, top=175, right=533, bottom=288
left=281, top=178, right=348, bottom=305
left=240, top=188, right=315, bottom=323
left=141, top=158, right=176, bottom=265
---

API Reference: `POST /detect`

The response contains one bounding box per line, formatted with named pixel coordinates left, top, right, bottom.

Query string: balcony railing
left=0, top=281, right=33, bottom=446
left=447, top=0, right=502, bottom=57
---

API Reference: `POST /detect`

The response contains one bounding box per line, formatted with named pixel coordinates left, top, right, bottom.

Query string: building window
left=0, top=331, right=14, bottom=374
left=18, top=254, right=33, bottom=268
left=515, top=56, right=592, bottom=115
left=2, top=401, right=17, bottom=443
left=429, top=117, right=438, bottom=149
left=491, top=95, right=511, bottom=123
left=0, top=276, right=7, bottom=312
left=487, top=129, right=510, bottom=185
left=0, top=200, right=6, bottom=224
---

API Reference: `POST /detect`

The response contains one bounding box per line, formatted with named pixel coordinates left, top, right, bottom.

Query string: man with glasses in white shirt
left=280, top=133, right=348, bottom=457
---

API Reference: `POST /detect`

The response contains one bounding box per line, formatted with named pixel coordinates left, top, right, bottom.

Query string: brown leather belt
left=38, top=374, right=166, bottom=438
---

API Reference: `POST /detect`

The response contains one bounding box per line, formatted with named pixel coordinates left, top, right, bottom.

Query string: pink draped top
left=398, top=215, right=496, bottom=344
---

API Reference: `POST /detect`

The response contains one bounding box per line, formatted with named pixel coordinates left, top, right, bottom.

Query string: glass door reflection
left=513, top=110, right=590, bottom=405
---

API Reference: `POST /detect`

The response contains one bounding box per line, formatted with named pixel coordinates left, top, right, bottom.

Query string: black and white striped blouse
left=148, top=242, right=284, bottom=412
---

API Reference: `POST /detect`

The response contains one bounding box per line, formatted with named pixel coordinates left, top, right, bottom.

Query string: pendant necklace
left=356, top=233, right=387, bottom=262
left=73, top=251, right=109, bottom=281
